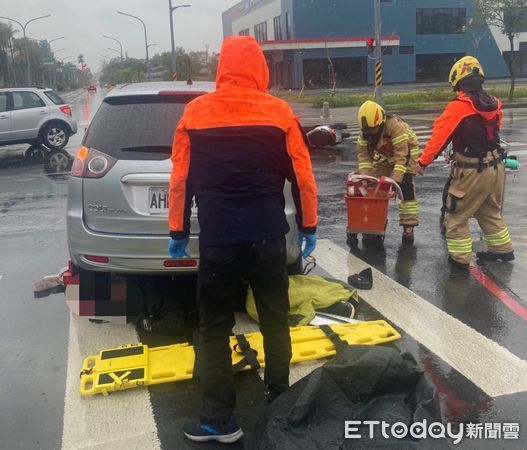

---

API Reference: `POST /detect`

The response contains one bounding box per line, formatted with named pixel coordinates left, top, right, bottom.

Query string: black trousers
left=196, top=236, right=292, bottom=424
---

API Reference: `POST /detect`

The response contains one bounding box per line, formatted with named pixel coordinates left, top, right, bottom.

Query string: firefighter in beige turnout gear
left=418, top=56, right=514, bottom=269
left=357, top=100, right=420, bottom=243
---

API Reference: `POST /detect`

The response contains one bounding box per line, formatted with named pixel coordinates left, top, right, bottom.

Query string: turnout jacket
left=357, top=115, right=420, bottom=183
left=168, top=36, right=318, bottom=246
left=419, top=91, right=503, bottom=167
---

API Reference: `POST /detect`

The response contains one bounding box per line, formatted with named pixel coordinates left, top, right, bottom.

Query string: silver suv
left=67, top=81, right=302, bottom=276
left=0, top=87, right=78, bottom=150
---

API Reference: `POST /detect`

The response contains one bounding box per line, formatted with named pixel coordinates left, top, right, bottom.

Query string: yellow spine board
left=80, top=320, right=400, bottom=397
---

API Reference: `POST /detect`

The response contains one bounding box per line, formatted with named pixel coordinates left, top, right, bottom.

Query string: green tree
left=99, top=58, right=147, bottom=84
left=473, top=0, right=527, bottom=101
left=0, top=22, right=16, bottom=86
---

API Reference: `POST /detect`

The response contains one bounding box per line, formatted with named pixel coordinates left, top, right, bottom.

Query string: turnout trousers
left=195, top=236, right=292, bottom=424
left=444, top=151, right=513, bottom=265
left=374, top=165, right=419, bottom=227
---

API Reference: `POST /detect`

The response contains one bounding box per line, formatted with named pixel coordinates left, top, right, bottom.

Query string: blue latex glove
left=168, top=238, right=190, bottom=258
left=297, top=232, right=317, bottom=258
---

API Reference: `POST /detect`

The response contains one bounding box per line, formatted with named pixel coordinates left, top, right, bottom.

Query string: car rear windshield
left=83, top=94, right=197, bottom=160
left=44, top=90, right=66, bottom=105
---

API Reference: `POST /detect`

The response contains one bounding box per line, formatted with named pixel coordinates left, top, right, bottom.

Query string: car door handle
left=0, top=114, right=8, bottom=119
left=39, top=110, right=48, bottom=114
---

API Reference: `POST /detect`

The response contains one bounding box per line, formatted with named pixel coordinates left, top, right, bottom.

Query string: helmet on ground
left=449, top=56, right=484, bottom=88
left=357, top=100, right=386, bottom=131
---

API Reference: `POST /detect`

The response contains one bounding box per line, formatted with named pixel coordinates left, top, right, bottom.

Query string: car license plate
left=149, top=187, right=169, bottom=214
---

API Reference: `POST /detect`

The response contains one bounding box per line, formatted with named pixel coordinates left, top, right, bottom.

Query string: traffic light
left=366, top=38, right=375, bottom=55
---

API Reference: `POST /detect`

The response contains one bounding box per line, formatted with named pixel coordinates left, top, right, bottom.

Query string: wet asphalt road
left=1, top=90, right=527, bottom=449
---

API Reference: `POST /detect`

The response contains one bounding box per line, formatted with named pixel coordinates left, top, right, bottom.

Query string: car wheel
left=42, top=124, right=69, bottom=150
left=287, top=254, right=304, bottom=275
left=44, top=149, right=72, bottom=173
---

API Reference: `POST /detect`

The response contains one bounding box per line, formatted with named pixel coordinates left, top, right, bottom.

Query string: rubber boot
left=402, top=226, right=414, bottom=244
left=476, top=250, right=515, bottom=262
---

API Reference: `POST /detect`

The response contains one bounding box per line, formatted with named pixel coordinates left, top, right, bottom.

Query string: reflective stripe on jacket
left=356, top=115, right=420, bottom=183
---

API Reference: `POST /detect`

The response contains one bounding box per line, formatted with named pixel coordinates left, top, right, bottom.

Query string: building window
left=416, top=8, right=466, bottom=35
left=273, top=15, right=282, bottom=40
left=416, top=53, right=465, bottom=82
left=239, top=28, right=249, bottom=36
left=285, top=12, right=291, bottom=39
left=254, top=21, right=268, bottom=43
left=399, top=45, right=414, bottom=55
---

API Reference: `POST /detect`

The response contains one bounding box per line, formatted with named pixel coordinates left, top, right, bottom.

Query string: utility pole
left=374, top=0, right=383, bottom=105
left=169, top=2, right=191, bottom=80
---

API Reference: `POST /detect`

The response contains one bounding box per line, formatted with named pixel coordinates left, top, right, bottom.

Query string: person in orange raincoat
left=168, top=36, right=318, bottom=443
left=418, top=56, right=513, bottom=270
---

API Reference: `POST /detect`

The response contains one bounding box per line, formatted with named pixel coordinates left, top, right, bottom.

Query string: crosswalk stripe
left=314, top=239, right=527, bottom=398
left=62, top=315, right=161, bottom=449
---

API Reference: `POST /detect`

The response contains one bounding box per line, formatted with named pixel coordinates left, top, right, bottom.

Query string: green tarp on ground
left=246, top=275, right=359, bottom=326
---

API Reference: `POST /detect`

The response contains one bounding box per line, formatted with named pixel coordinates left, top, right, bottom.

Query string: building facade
left=222, top=0, right=517, bottom=89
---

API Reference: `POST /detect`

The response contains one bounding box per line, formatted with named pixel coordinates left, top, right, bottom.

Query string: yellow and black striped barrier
left=375, top=62, right=383, bottom=86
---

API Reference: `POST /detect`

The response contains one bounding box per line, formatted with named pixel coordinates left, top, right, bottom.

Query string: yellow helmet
left=449, top=56, right=484, bottom=88
left=357, top=100, right=386, bottom=131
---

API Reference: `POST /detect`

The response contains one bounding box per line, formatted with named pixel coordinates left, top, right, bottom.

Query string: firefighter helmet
left=357, top=100, right=386, bottom=131
left=449, top=56, right=485, bottom=88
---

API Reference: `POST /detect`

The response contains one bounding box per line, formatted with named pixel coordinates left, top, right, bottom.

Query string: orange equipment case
left=345, top=176, right=392, bottom=235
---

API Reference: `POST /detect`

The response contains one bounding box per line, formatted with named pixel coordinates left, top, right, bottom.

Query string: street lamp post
left=107, top=47, right=122, bottom=58
left=117, top=11, right=149, bottom=66
left=0, top=14, right=51, bottom=85
left=168, top=2, right=190, bottom=80
left=48, top=36, right=64, bottom=45
left=102, top=35, right=123, bottom=61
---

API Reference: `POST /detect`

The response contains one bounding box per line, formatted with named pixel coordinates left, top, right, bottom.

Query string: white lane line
left=62, top=314, right=161, bottom=449
left=508, top=149, right=527, bottom=156
left=314, top=239, right=527, bottom=398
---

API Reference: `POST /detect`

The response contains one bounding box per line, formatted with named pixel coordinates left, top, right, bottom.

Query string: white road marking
left=314, top=239, right=527, bottom=398
left=508, top=149, right=527, bottom=156
left=62, top=314, right=161, bottom=449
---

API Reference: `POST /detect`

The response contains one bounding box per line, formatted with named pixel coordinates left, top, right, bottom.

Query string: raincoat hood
left=458, top=90, right=500, bottom=121
left=216, top=36, right=269, bottom=91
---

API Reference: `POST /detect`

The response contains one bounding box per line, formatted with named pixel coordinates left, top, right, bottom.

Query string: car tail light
left=163, top=259, right=198, bottom=268
left=60, top=105, right=72, bottom=116
left=83, top=255, right=110, bottom=263
left=71, top=146, right=117, bottom=178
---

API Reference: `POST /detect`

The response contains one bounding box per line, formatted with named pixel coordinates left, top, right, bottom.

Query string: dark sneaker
left=448, top=257, right=469, bottom=272
left=476, top=251, right=515, bottom=262
left=183, top=418, right=243, bottom=443
left=347, top=267, right=373, bottom=290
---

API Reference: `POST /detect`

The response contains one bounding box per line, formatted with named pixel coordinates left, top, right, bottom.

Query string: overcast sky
left=1, top=0, right=239, bottom=71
